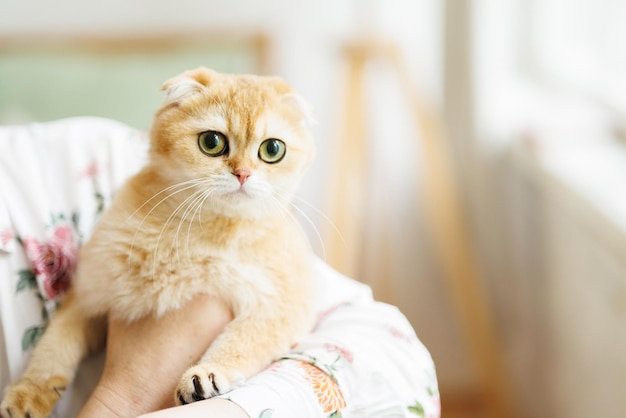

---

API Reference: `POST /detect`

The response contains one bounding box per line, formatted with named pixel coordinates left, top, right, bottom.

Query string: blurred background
left=2, top=0, right=626, bottom=417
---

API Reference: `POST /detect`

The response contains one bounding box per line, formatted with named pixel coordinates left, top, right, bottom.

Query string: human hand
left=78, top=294, right=233, bottom=418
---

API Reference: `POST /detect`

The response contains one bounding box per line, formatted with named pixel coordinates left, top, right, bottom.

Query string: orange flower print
left=299, top=362, right=346, bottom=416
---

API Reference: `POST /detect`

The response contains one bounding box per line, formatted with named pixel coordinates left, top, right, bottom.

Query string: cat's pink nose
left=233, top=169, right=251, bottom=186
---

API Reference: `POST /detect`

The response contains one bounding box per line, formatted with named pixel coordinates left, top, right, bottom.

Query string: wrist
left=78, top=381, right=142, bottom=418
left=136, top=398, right=250, bottom=418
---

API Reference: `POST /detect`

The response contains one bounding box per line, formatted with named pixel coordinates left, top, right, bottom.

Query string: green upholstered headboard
left=0, top=33, right=269, bottom=130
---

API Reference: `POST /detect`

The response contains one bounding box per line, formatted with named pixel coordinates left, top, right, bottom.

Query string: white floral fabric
left=0, top=117, right=149, bottom=417
left=0, top=117, right=440, bottom=418
left=222, top=260, right=441, bottom=418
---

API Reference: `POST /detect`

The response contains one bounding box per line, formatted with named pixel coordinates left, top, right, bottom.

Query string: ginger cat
left=1, top=68, right=317, bottom=418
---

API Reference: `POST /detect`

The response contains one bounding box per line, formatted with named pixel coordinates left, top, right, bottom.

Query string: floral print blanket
left=0, top=118, right=440, bottom=418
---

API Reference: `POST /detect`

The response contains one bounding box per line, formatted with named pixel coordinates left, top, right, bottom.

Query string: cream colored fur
left=0, top=68, right=316, bottom=418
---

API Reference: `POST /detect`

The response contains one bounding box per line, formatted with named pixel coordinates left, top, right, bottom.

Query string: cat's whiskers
left=183, top=187, right=214, bottom=268
left=173, top=183, right=210, bottom=267
left=267, top=195, right=302, bottom=251
left=125, top=179, right=201, bottom=223
left=128, top=180, right=204, bottom=269
left=272, top=185, right=348, bottom=259
left=195, top=187, right=216, bottom=231
left=287, top=200, right=328, bottom=262
left=289, top=193, right=347, bottom=249
left=269, top=192, right=327, bottom=262
left=151, top=181, right=210, bottom=278
left=178, top=182, right=217, bottom=269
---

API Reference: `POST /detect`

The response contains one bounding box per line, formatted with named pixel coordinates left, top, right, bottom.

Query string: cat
left=0, top=67, right=317, bottom=418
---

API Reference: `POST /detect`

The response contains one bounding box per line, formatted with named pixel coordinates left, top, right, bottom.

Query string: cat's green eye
left=198, top=131, right=228, bottom=157
left=258, top=138, right=286, bottom=164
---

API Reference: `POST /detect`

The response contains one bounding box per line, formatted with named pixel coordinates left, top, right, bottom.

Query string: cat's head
left=149, top=67, right=316, bottom=218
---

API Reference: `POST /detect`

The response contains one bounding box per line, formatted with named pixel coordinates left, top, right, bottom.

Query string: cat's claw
left=0, top=376, right=67, bottom=418
left=175, top=366, right=232, bottom=405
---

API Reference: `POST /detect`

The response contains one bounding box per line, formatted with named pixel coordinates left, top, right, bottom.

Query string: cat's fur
left=0, top=68, right=317, bottom=418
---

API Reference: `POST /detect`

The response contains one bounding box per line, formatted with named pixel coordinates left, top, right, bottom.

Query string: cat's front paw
left=0, top=376, right=67, bottom=418
left=175, top=365, right=235, bottom=405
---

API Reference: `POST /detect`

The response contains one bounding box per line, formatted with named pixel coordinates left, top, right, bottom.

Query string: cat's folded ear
left=269, top=78, right=316, bottom=127
left=160, top=67, right=215, bottom=106
left=282, top=93, right=317, bottom=127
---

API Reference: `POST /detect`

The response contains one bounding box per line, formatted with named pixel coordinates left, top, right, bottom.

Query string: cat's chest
left=124, top=216, right=279, bottom=287
left=87, top=224, right=277, bottom=319
left=133, top=218, right=265, bottom=261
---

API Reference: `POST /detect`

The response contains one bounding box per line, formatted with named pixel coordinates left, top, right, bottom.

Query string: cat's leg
left=0, top=292, right=106, bottom=418
left=175, top=308, right=309, bottom=404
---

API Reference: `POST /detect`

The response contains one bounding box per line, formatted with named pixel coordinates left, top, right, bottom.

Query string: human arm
left=77, top=293, right=243, bottom=418
left=140, top=260, right=441, bottom=418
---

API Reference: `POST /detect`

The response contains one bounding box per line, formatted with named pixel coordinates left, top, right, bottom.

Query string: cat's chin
left=208, top=194, right=277, bottom=220
left=213, top=206, right=274, bottom=220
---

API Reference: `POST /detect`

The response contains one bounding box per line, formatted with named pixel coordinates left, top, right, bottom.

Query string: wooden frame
left=0, top=31, right=271, bottom=129
left=326, top=39, right=519, bottom=418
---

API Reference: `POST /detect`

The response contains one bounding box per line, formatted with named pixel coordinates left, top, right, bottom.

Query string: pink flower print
left=324, top=343, right=354, bottom=363
left=78, top=159, right=99, bottom=179
left=265, top=361, right=284, bottom=373
left=0, top=228, right=13, bottom=248
left=430, top=395, right=441, bottom=418
left=52, top=224, right=74, bottom=243
left=315, top=303, right=349, bottom=328
left=23, top=224, right=77, bottom=300
left=387, top=325, right=414, bottom=343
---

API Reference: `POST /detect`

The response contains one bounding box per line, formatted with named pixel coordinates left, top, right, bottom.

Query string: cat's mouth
left=226, top=184, right=256, bottom=199
left=233, top=187, right=252, bottom=197
left=211, top=176, right=266, bottom=203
